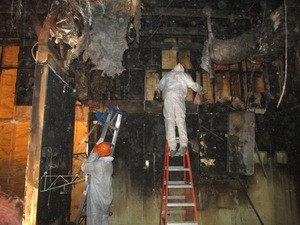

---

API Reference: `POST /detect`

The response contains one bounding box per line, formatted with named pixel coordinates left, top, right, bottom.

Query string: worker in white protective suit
left=82, top=142, right=113, bottom=225
left=157, top=63, right=203, bottom=156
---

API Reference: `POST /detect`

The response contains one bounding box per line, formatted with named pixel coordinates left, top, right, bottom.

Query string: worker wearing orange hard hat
left=82, top=142, right=113, bottom=225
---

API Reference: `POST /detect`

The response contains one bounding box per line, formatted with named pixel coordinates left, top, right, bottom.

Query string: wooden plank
left=0, top=71, right=16, bottom=111
left=162, top=49, right=177, bottom=69
left=139, top=41, right=203, bottom=50
left=74, top=105, right=89, bottom=121
left=2, top=46, right=19, bottom=66
left=140, top=26, right=206, bottom=36
left=11, top=121, right=30, bottom=197
left=254, top=74, right=265, bottom=93
left=142, top=7, right=252, bottom=20
left=215, top=72, right=231, bottom=99
left=70, top=119, right=88, bottom=221
left=24, top=60, right=76, bottom=224
left=162, top=38, right=177, bottom=69
left=23, top=64, right=47, bottom=225
left=145, top=70, right=160, bottom=101
left=14, top=106, right=32, bottom=120
left=0, top=69, right=17, bottom=118
left=0, top=121, right=14, bottom=191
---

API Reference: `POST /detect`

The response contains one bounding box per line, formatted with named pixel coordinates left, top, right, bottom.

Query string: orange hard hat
left=93, top=142, right=112, bottom=156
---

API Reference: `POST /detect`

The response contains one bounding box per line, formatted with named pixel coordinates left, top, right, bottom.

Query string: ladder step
left=166, top=222, right=198, bottom=225
left=168, top=151, right=186, bottom=157
left=168, top=166, right=189, bottom=171
left=163, top=195, right=186, bottom=200
left=109, top=125, right=119, bottom=130
left=168, top=184, right=192, bottom=189
left=168, top=181, right=189, bottom=185
left=168, top=202, right=195, bottom=207
left=162, top=209, right=186, bottom=215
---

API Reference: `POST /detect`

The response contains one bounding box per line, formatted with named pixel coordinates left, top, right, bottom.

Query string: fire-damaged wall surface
left=0, top=0, right=299, bottom=225
left=81, top=109, right=299, bottom=225
left=24, top=64, right=76, bottom=225
left=227, top=112, right=255, bottom=175
left=36, top=68, right=76, bottom=224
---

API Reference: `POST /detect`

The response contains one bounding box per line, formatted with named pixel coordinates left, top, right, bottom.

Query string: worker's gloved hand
left=153, top=90, right=162, bottom=102
left=198, top=89, right=206, bottom=95
left=194, top=92, right=204, bottom=105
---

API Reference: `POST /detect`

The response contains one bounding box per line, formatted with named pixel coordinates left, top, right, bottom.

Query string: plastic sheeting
left=210, top=32, right=256, bottom=65
left=71, top=0, right=141, bottom=77
left=50, top=0, right=141, bottom=77
left=201, top=32, right=256, bottom=75
left=201, top=4, right=285, bottom=73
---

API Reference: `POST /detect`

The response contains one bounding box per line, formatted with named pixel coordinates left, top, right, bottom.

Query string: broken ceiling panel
left=71, top=0, right=141, bottom=77
left=49, top=0, right=141, bottom=77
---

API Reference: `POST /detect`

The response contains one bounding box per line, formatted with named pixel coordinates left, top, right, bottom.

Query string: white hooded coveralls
left=157, top=63, right=202, bottom=150
left=82, top=152, right=114, bottom=225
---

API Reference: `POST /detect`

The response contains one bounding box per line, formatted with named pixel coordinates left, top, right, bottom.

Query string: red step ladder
left=159, top=142, right=199, bottom=225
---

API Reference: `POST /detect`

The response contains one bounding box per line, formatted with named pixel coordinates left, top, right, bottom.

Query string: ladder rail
left=186, top=151, right=199, bottom=222
left=160, top=141, right=199, bottom=225
left=96, top=111, right=113, bottom=144
left=165, top=143, right=170, bottom=224
left=183, top=155, right=188, bottom=221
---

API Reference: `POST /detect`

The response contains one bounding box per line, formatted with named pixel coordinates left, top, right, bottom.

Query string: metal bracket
left=40, top=171, right=85, bottom=192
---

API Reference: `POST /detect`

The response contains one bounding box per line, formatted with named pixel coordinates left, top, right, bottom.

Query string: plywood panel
left=254, top=75, right=265, bottom=93
left=70, top=119, right=88, bottom=221
left=215, top=73, right=231, bottom=102
left=14, top=106, right=32, bottom=120
left=11, top=121, right=30, bottom=197
left=179, top=50, right=191, bottom=69
left=0, top=69, right=17, bottom=118
left=162, top=38, right=177, bottom=69
left=0, top=121, right=14, bottom=191
left=162, top=50, right=177, bottom=69
left=145, top=70, right=160, bottom=101
left=2, top=46, right=19, bottom=66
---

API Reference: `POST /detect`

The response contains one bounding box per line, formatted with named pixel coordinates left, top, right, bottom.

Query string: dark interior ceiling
left=0, top=0, right=288, bottom=42
left=0, top=0, right=299, bottom=104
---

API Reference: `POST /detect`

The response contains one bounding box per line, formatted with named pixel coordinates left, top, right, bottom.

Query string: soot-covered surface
left=35, top=67, right=76, bottom=225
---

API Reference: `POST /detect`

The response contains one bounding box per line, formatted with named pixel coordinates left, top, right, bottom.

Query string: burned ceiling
left=0, top=0, right=299, bottom=103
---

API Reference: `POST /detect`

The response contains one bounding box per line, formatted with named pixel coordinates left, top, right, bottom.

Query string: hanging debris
left=208, top=32, right=256, bottom=65
left=50, top=0, right=142, bottom=77
left=201, top=4, right=285, bottom=73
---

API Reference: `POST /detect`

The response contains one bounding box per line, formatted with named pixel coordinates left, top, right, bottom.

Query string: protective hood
left=172, top=63, right=185, bottom=72
left=99, top=156, right=114, bottom=162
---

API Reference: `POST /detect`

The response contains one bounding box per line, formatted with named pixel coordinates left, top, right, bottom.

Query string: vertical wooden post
left=24, top=2, right=75, bottom=224
left=23, top=64, right=48, bottom=225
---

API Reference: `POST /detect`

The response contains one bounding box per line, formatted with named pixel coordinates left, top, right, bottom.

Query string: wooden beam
left=142, top=7, right=253, bottom=20
left=23, top=63, right=48, bottom=225
left=0, top=38, right=37, bottom=46
left=23, top=2, right=72, bottom=224
left=87, top=100, right=198, bottom=115
left=140, top=26, right=207, bottom=36
left=131, top=41, right=203, bottom=50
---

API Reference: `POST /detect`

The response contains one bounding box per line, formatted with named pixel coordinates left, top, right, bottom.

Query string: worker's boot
left=178, top=146, right=188, bottom=156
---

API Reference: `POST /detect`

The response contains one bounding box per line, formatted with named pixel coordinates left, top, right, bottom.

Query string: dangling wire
left=31, top=42, right=76, bottom=93
left=277, top=0, right=288, bottom=108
